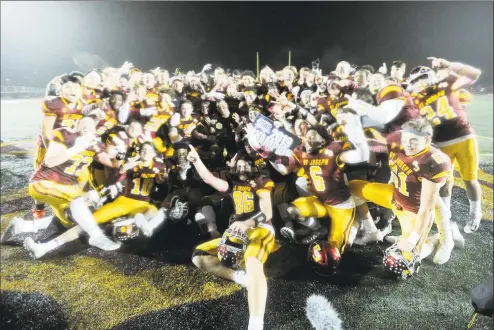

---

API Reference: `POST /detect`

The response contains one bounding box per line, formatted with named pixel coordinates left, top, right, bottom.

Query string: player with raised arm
left=407, top=57, right=482, bottom=236
left=189, top=147, right=276, bottom=330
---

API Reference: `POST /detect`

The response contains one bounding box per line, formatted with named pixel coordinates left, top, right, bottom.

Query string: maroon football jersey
left=175, top=114, right=201, bottom=140
left=229, top=176, right=275, bottom=222
left=122, top=160, right=168, bottom=202
left=96, top=105, right=118, bottom=137
left=387, top=132, right=452, bottom=213
left=316, top=94, right=349, bottom=118
left=82, top=88, right=102, bottom=105
left=293, top=141, right=353, bottom=206
left=31, top=128, right=104, bottom=185
left=36, top=97, right=84, bottom=147
left=411, top=75, right=473, bottom=144
left=376, top=84, right=421, bottom=134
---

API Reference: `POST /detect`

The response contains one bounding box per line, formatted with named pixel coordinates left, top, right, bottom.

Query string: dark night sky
left=1, top=1, right=493, bottom=86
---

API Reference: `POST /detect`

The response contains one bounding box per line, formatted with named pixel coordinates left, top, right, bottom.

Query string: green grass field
left=0, top=96, right=492, bottom=330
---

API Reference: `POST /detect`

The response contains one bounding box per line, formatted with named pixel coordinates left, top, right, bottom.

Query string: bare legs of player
left=245, top=256, right=267, bottom=330
left=192, top=255, right=266, bottom=329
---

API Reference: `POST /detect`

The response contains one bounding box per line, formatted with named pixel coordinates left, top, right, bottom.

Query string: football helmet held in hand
left=383, top=243, right=421, bottom=280
left=217, top=228, right=249, bottom=269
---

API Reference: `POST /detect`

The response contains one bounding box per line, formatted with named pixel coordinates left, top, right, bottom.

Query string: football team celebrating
left=0, top=57, right=483, bottom=330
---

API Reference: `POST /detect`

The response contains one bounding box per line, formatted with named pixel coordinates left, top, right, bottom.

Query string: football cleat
left=451, top=222, right=465, bottom=248
left=433, top=234, right=453, bottom=265
left=383, top=243, right=421, bottom=280
left=1, top=217, right=26, bottom=244
left=88, top=233, right=121, bottom=251
left=464, top=215, right=481, bottom=234
left=23, top=237, right=48, bottom=259
left=32, top=209, right=46, bottom=220
left=217, top=228, right=249, bottom=269
left=353, top=225, right=391, bottom=246
left=280, top=226, right=297, bottom=243
left=308, top=241, right=341, bottom=276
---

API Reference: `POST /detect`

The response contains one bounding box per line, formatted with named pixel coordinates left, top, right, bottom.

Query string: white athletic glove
left=202, top=64, right=212, bottom=72
left=378, top=62, right=387, bottom=75
left=140, top=107, right=158, bottom=117
left=291, top=86, right=300, bottom=101
left=67, top=136, right=93, bottom=157
left=207, top=91, right=225, bottom=100
left=169, top=113, right=181, bottom=127
left=107, top=184, right=120, bottom=199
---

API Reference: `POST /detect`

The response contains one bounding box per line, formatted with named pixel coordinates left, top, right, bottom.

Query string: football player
left=189, top=149, right=276, bottom=330
left=389, top=61, right=407, bottom=85
left=349, top=118, right=452, bottom=275
left=408, top=58, right=482, bottom=235
left=2, top=117, right=120, bottom=251
left=24, top=142, right=168, bottom=258
left=245, top=108, right=370, bottom=272
left=32, top=74, right=85, bottom=219
left=168, top=100, right=200, bottom=143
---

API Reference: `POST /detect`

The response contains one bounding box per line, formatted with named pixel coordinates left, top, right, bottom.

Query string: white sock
left=468, top=200, right=481, bottom=219
left=69, top=197, right=104, bottom=238
left=348, top=225, right=359, bottom=246
left=248, top=316, right=264, bottom=330
left=22, top=216, right=53, bottom=233
left=233, top=270, right=248, bottom=287
left=33, top=216, right=53, bottom=230
left=42, top=226, right=83, bottom=252
left=441, top=196, right=451, bottom=210
left=435, top=199, right=453, bottom=246
left=147, top=208, right=167, bottom=232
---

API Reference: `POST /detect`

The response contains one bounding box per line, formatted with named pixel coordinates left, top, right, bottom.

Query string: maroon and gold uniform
left=34, top=97, right=84, bottom=168
left=95, top=105, right=118, bottom=137
left=143, top=103, right=175, bottom=139
left=29, top=128, right=103, bottom=227
left=174, top=114, right=201, bottom=141
left=293, top=142, right=352, bottom=206
left=92, top=160, right=168, bottom=225
left=229, top=176, right=275, bottom=222
left=194, top=175, right=278, bottom=265
left=128, top=99, right=160, bottom=126
left=376, top=84, right=421, bottom=134
left=288, top=142, right=356, bottom=253
left=316, top=94, right=349, bottom=117
left=82, top=87, right=102, bottom=105
left=349, top=131, right=452, bottom=252
left=411, top=75, right=477, bottom=180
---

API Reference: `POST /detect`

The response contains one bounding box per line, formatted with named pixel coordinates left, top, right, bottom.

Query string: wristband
left=407, top=231, right=421, bottom=246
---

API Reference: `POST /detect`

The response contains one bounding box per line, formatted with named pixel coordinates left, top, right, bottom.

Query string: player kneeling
left=23, top=142, right=168, bottom=258
left=349, top=118, right=452, bottom=279
left=189, top=149, right=276, bottom=330
left=1, top=117, right=120, bottom=252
